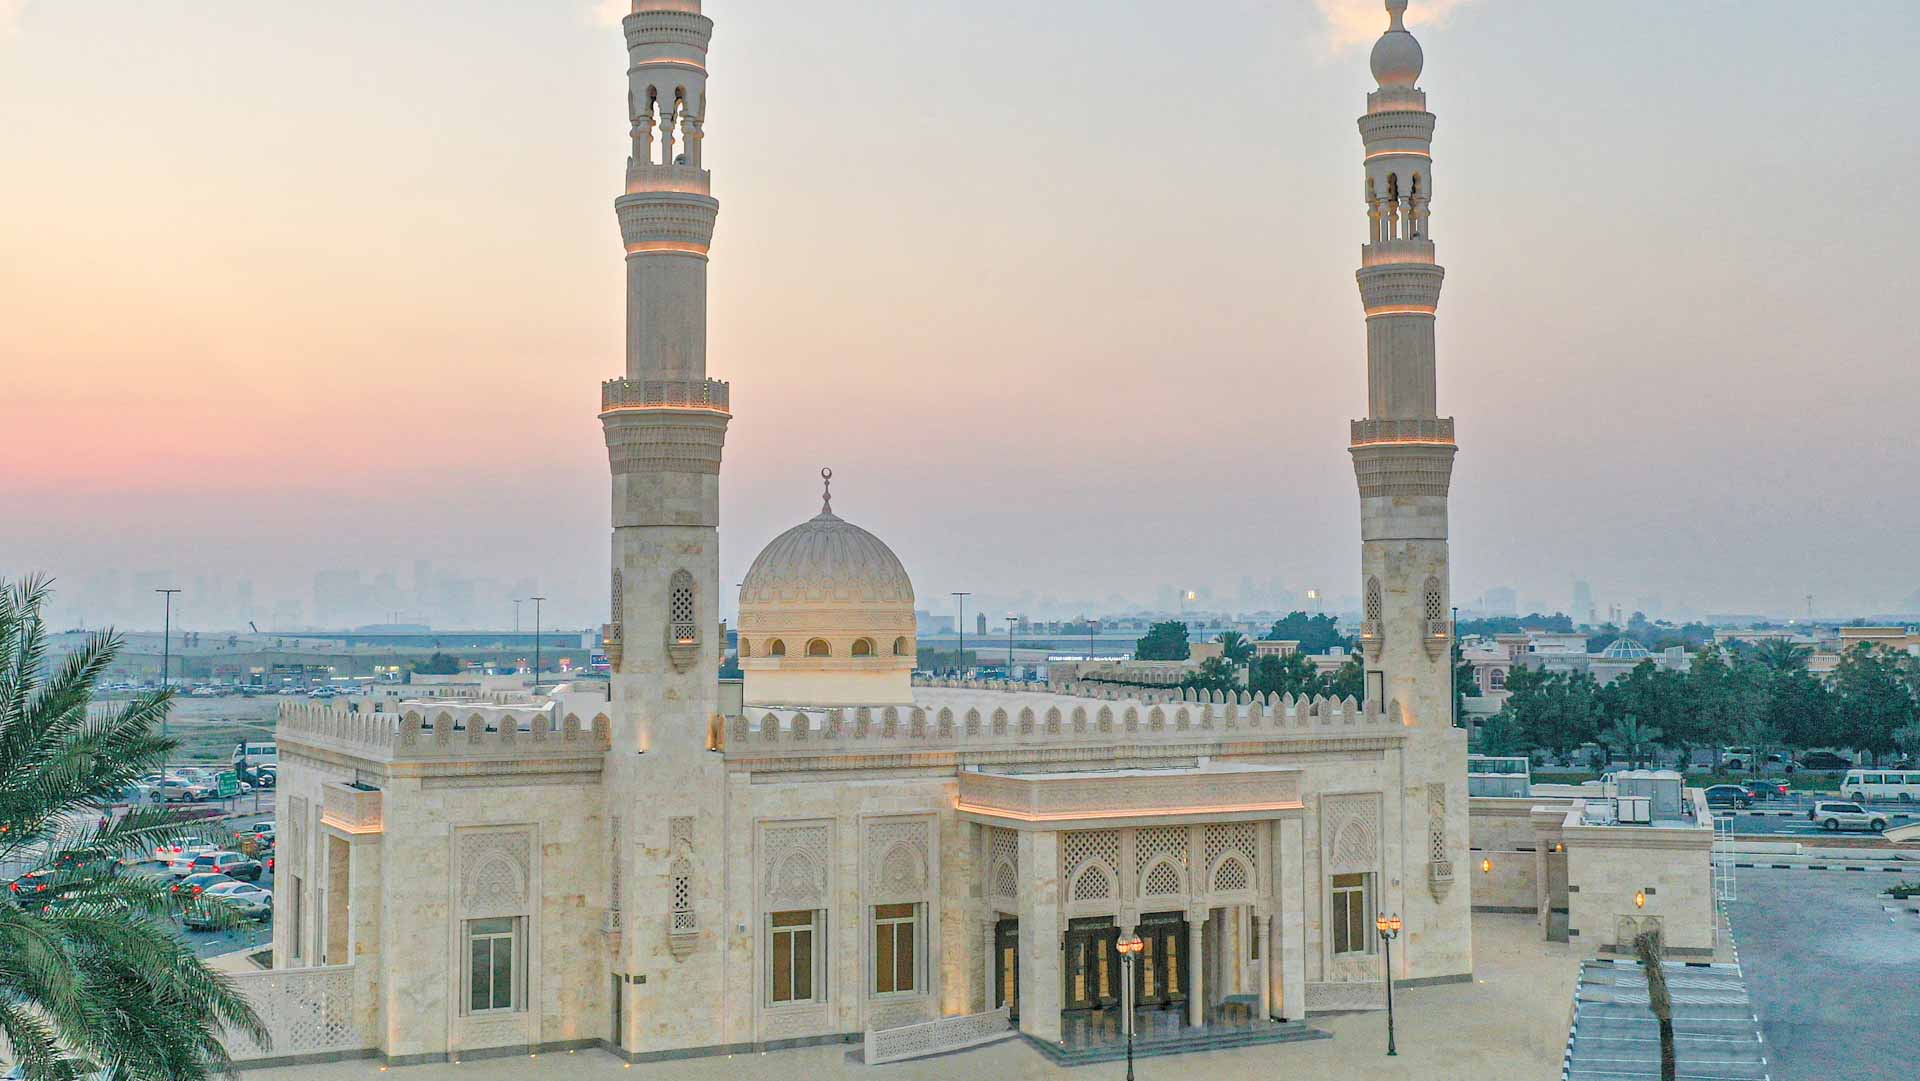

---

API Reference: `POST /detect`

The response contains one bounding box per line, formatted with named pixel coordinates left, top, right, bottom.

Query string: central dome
left=738, top=471, right=917, bottom=707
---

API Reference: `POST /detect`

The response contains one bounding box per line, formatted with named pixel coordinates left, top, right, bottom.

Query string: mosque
left=260, top=1, right=1708, bottom=1068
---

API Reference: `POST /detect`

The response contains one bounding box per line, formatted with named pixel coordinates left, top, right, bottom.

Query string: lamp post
left=1115, top=933, right=1144, bottom=1081
left=513, top=598, right=523, bottom=633
left=155, top=588, right=180, bottom=739
left=1005, top=616, right=1017, bottom=677
left=1375, top=912, right=1402, bottom=1056
left=1083, top=616, right=1095, bottom=665
left=951, top=592, right=970, bottom=677
left=1450, top=604, right=1459, bottom=728
left=529, top=596, right=546, bottom=693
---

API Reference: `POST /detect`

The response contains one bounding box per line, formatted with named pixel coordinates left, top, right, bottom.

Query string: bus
left=1841, top=769, right=1920, bottom=803
left=231, top=741, right=278, bottom=768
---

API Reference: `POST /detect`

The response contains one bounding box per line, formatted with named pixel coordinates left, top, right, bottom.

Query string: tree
left=1249, top=652, right=1326, bottom=700
left=412, top=651, right=463, bottom=675
left=1329, top=652, right=1366, bottom=703
left=1767, top=669, right=1835, bottom=754
left=1601, top=715, right=1665, bottom=769
left=1474, top=712, right=1530, bottom=757
left=1633, top=928, right=1678, bottom=1081
left=1182, top=656, right=1238, bottom=695
left=1259, top=612, right=1352, bottom=655
left=0, top=577, right=267, bottom=1080
left=1833, top=644, right=1917, bottom=764
left=1752, top=638, right=1812, bottom=675
left=1134, top=620, right=1191, bottom=661
left=1601, top=662, right=1697, bottom=764
left=1895, top=723, right=1920, bottom=765
left=1452, top=641, right=1479, bottom=727
left=1215, top=631, right=1254, bottom=672
left=1499, top=666, right=1600, bottom=761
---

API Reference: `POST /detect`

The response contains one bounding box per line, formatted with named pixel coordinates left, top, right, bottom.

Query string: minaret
left=600, top=0, right=731, bottom=1054
left=1350, top=0, right=1471, bottom=980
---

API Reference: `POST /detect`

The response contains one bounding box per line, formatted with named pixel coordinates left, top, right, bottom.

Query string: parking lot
left=1728, top=866, right=1920, bottom=1080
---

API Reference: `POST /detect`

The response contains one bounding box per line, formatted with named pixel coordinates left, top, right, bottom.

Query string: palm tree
left=1633, top=928, right=1677, bottom=1081
left=1215, top=631, right=1254, bottom=672
left=0, top=577, right=266, bottom=1080
left=1752, top=638, right=1811, bottom=674
left=1601, top=714, right=1664, bottom=770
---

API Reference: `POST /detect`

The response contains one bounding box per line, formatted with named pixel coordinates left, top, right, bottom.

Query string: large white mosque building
left=255, top=1, right=1713, bottom=1068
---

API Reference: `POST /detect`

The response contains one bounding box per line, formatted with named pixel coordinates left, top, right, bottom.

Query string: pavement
left=239, top=913, right=1580, bottom=1080
left=1727, top=865, right=1920, bottom=1081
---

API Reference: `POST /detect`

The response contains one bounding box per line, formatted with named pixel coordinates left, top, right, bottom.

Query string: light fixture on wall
left=1634, top=890, right=1647, bottom=909
left=1481, top=858, right=1492, bottom=874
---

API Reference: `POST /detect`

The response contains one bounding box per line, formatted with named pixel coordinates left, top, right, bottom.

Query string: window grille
left=1213, top=857, right=1250, bottom=893
left=669, top=570, right=697, bottom=644
left=670, top=857, right=695, bottom=932
left=1365, top=577, right=1384, bottom=622
left=1424, top=577, right=1444, bottom=623
left=1143, top=861, right=1184, bottom=896
left=1072, top=866, right=1113, bottom=901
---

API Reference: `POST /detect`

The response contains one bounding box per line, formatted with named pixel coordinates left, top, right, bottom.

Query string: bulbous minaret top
left=1370, top=0, right=1424, bottom=89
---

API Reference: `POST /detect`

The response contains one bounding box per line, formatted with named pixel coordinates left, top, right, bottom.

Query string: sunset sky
left=6, top=1, right=1920, bottom=629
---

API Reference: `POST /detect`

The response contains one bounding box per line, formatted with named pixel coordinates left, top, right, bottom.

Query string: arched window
left=806, top=639, right=831, bottom=658
left=669, top=570, right=697, bottom=645
left=1490, top=669, right=1506, bottom=691
left=1365, top=577, right=1384, bottom=623
left=851, top=638, right=874, bottom=657
left=738, top=639, right=751, bottom=659
left=893, top=636, right=910, bottom=656
left=768, top=639, right=786, bottom=657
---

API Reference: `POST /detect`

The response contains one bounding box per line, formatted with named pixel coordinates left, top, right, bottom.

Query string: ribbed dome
left=740, top=507, right=914, bottom=607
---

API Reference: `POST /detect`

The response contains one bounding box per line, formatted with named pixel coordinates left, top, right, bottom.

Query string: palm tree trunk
left=1633, top=928, right=1676, bottom=1081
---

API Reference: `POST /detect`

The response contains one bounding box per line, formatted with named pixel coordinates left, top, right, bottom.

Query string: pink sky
left=6, top=1, right=1920, bottom=627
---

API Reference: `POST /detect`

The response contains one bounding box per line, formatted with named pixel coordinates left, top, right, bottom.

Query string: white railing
left=864, top=1006, right=1012, bottom=1065
left=224, top=964, right=368, bottom=1064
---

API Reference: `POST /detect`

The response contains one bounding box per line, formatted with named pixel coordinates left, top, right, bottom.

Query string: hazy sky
left=6, top=1, right=1920, bottom=629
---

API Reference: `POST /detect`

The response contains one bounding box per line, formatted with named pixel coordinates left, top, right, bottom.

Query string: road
left=1715, top=793, right=1920, bottom=837
left=1728, top=866, right=1920, bottom=1080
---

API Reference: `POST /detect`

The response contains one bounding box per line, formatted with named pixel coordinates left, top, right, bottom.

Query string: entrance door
left=1132, top=912, right=1189, bottom=1011
left=1063, top=917, right=1121, bottom=1012
left=994, top=917, right=1019, bottom=1020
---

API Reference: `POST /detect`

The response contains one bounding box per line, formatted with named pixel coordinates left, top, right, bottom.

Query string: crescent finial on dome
left=820, top=467, right=834, bottom=516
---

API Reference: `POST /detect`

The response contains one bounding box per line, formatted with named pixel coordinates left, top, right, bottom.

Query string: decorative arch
left=991, top=857, right=1018, bottom=900
left=1139, top=856, right=1186, bottom=898
left=806, top=638, right=831, bottom=657
left=877, top=841, right=927, bottom=899
left=767, top=638, right=786, bottom=657
left=1365, top=577, right=1384, bottom=623
left=738, top=638, right=750, bottom=659
left=668, top=569, right=697, bottom=644
left=892, top=636, right=910, bottom=656
left=851, top=637, right=874, bottom=657
left=1070, top=863, right=1114, bottom=902
left=1211, top=854, right=1252, bottom=894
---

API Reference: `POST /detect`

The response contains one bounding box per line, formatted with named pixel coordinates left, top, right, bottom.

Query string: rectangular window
left=1331, top=873, right=1372, bottom=956
left=873, top=903, right=919, bottom=995
left=769, top=910, right=819, bottom=1004
left=465, top=917, right=522, bottom=1014
left=290, top=877, right=304, bottom=962
left=1249, top=910, right=1261, bottom=961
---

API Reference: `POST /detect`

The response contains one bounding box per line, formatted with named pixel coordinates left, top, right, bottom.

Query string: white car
left=1807, top=801, right=1888, bottom=833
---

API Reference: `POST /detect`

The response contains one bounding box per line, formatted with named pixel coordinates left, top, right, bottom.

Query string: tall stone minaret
left=601, top=0, right=731, bottom=1055
left=1350, top=0, right=1471, bottom=981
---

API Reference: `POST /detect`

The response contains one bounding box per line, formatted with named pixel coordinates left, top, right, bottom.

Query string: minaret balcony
left=1362, top=239, right=1435, bottom=267
left=1351, top=417, right=1454, bottom=447
left=602, top=376, right=731, bottom=415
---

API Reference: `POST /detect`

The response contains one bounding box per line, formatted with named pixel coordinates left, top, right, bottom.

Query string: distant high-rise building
left=1572, top=580, right=1595, bottom=627
left=1483, top=586, right=1517, bottom=617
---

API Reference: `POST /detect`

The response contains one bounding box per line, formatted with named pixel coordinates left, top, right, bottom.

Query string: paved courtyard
left=1727, top=866, right=1920, bottom=1081
left=242, top=914, right=1578, bottom=1080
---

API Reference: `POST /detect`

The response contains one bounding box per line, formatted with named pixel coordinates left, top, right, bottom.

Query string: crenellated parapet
left=722, top=682, right=1402, bottom=769
left=277, top=699, right=612, bottom=765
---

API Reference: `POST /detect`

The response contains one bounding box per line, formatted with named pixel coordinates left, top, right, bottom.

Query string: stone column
left=1017, top=831, right=1062, bottom=1043
left=1278, top=817, right=1308, bottom=1020
left=1534, top=844, right=1549, bottom=937
left=1256, top=913, right=1273, bottom=1021
left=981, top=916, right=997, bottom=1013
left=1186, top=906, right=1207, bottom=1028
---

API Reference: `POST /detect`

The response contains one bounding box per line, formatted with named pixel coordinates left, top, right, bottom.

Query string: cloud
left=0, top=0, right=29, bottom=39
left=1313, top=0, right=1482, bottom=55
left=590, top=0, right=628, bottom=27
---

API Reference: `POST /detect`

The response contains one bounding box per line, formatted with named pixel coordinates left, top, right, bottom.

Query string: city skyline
left=8, top=1, right=1920, bottom=628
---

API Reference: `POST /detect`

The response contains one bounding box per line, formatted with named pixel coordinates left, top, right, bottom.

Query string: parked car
left=164, top=845, right=224, bottom=877
left=154, top=835, right=213, bottom=862
left=171, top=871, right=238, bottom=898
left=1704, top=784, right=1753, bottom=809
left=156, top=777, right=213, bottom=802
left=1742, top=780, right=1790, bottom=800
left=182, top=851, right=263, bottom=882
left=183, top=881, right=272, bottom=930
left=1807, top=800, right=1888, bottom=832
left=1799, top=751, right=1853, bottom=771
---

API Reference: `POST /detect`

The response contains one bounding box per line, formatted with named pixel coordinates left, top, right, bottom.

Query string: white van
left=1841, top=769, right=1920, bottom=803
left=231, top=741, right=278, bottom=768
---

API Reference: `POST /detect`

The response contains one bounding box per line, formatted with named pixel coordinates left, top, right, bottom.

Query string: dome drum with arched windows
left=738, top=471, right=917, bottom=707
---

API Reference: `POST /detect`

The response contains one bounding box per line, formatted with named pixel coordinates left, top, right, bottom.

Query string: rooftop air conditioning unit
left=1618, top=796, right=1652, bottom=824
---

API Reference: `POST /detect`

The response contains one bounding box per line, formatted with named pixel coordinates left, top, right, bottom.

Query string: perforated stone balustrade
left=277, top=700, right=613, bottom=760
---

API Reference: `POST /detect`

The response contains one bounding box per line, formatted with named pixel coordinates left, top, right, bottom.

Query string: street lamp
left=1115, top=933, right=1144, bottom=1081
left=156, top=589, right=180, bottom=739
left=1005, top=616, right=1017, bottom=677
left=529, top=596, right=546, bottom=693
left=1375, top=912, right=1403, bottom=1056
left=513, top=598, right=523, bottom=634
left=951, top=592, right=970, bottom=677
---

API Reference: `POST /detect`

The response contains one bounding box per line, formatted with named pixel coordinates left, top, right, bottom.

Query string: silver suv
left=1808, top=800, right=1888, bottom=833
